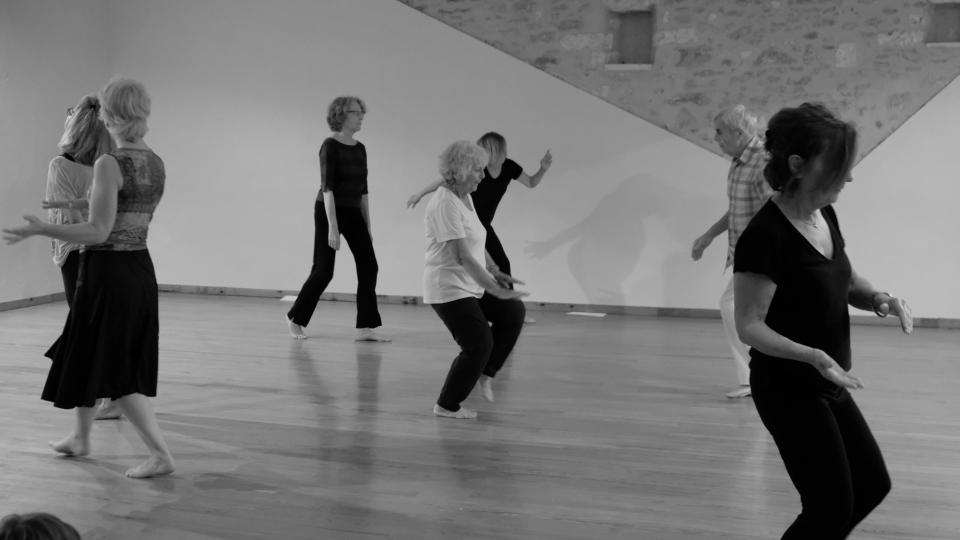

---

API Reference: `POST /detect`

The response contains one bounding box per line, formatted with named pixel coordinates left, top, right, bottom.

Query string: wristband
left=872, top=292, right=891, bottom=318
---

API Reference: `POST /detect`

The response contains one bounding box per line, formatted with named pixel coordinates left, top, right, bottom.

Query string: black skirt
left=43, top=250, right=159, bottom=409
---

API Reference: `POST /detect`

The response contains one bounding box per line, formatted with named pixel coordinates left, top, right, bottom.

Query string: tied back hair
left=763, top=102, right=857, bottom=194
left=59, top=95, right=112, bottom=166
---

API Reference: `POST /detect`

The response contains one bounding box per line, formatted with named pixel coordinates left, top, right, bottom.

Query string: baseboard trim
left=156, top=284, right=960, bottom=330
left=0, top=292, right=66, bottom=313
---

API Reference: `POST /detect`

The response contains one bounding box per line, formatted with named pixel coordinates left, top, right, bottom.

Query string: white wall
left=3, top=0, right=958, bottom=319
left=842, top=76, right=960, bottom=320
left=102, top=0, right=728, bottom=310
left=0, top=0, right=109, bottom=304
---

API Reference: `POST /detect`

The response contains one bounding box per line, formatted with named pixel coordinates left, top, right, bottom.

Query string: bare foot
left=477, top=375, right=495, bottom=402
left=285, top=314, right=307, bottom=340
left=49, top=434, right=90, bottom=457
left=95, top=399, right=123, bottom=420
left=356, top=328, right=391, bottom=342
left=125, top=454, right=175, bottom=478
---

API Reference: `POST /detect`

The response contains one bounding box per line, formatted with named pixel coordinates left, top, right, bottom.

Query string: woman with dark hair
left=41, top=95, right=122, bottom=421
left=0, top=512, right=80, bottom=540
left=4, top=76, right=175, bottom=479
left=285, top=96, right=389, bottom=342
left=734, top=103, right=912, bottom=538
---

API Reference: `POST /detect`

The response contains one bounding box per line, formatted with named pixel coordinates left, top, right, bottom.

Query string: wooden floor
left=1, top=294, right=958, bottom=539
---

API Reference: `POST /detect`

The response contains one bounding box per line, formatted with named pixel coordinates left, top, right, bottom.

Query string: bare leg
left=95, top=398, right=123, bottom=420
left=114, top=393, right=175, bottom=478
left=50, top=406, right=95, bottom=457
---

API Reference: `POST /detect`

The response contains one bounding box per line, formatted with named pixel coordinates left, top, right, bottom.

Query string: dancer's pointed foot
left=285, top=315, right=307, bottom=340
left=95, top=399, right=122, bottom=420
left=478, top=375, right=495, bottom=402
left=356, top=328, right=391, bottom=342
left=125, top=454, right=175, bottom=478
left=49, top=434, right=90, bottom=457
left=433, top=404, right=477, bottom=419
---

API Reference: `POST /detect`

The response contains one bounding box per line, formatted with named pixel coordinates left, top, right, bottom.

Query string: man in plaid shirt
left=692, top=105, right=773, bottom=399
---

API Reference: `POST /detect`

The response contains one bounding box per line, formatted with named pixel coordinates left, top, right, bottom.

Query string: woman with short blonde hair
left=4, top=75, right=174, bottom=479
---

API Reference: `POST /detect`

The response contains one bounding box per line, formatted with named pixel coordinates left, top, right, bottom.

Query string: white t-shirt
left=422, top=186, right=487, bottom=304
left=45, top=156, right=92, bottom=267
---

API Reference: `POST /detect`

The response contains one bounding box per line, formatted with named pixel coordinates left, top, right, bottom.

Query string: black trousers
left=483, top=222, right=510, bottom=276
left=431, top=293, right=525, bottom=411
left=288, top=202, right=382, bottom=329
left=752, top=368, right=891, bottom=540
left=60, top=250, right=81, bottom=308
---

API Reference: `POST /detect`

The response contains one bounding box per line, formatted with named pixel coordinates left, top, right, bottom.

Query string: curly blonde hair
left=438, top=141, right=488, bottom=185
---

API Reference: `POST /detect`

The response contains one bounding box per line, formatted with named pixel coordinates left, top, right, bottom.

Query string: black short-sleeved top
left=734, top=200, right=852, bottom=392
left=471, top=158, right=523, bottom=225
left=317, top=137, right=368, bottom=208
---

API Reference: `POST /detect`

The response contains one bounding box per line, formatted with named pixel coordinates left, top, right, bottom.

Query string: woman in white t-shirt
left=423, top=141, right=528, bottom=419
left=40, top=94, right=121, bottom=421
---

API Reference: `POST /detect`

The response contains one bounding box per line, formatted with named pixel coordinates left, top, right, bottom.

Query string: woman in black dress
left=4, top=76, right=174, bottom=479
left=734, top=103, right=912, bottom=538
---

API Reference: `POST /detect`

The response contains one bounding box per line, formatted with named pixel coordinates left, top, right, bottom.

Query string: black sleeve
left=319, top=138, right=336, bottom=193
left=734, top=211, right=782, bottom=284
left=504, top=158, right=524, bottom=181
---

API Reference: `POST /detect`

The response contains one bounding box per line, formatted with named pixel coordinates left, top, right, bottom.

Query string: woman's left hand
left=3, top=215, right=45, bottom=244
left=540, top=150, right=552, bottom=171
left=878, top=296, right=914, bottom=334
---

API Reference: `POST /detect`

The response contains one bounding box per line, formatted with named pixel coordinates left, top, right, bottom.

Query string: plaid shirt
left=726, top=137, right=772, bottom=267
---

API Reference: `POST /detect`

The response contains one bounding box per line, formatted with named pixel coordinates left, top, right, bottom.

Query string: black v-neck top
left=471, top=158, right=523, bottom=225
left=734, top=200, right=852, bottom=392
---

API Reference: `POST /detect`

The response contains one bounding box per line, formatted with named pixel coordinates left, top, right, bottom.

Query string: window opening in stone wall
left=608, top=9, right=654, bottom=68
left=927, top=2, right=960, bottom=45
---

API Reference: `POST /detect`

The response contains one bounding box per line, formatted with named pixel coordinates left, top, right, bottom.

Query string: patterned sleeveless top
left=87, top=148, right=165, bottom=251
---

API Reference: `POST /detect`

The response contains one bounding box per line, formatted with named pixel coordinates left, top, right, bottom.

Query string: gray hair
left=438, top=140, right=488, bottom=185
left=714, top=104, right=762, bottom=138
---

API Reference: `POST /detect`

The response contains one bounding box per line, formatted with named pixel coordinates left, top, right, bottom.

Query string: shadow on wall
left=526, top=174, right=711, bottom=306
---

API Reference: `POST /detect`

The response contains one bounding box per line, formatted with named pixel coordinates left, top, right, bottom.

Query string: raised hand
left=3, top=215, right=45, bottom=245
left=540, top=150, right=552, bottom=171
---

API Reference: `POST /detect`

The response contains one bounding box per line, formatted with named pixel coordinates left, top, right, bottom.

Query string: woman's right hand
left=489, top=286, right=529, bottom=300
left=406, top=193, right=422, bottom=209
left=328, top=229, right=341, bottom=250
left=811, top=349, right=863, bottom=389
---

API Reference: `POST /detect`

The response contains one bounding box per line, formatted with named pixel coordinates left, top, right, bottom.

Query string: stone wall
left=398, top=0, right=960, bottom=157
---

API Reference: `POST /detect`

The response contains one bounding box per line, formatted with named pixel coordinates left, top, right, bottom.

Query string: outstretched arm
left=5, top=156, right=120, bottom=245
left=516, top=150, right=552, bottom=188
left=407, top=179, right=444, bottom=208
